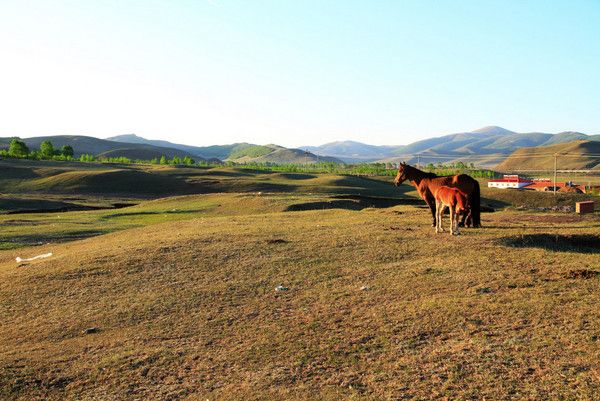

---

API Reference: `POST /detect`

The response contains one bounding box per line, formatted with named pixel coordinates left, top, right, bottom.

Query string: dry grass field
left=1, top=159, right=599, bottom=400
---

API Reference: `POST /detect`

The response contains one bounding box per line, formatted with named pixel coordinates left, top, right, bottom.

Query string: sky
left=1, top=0, right=599, bottom=147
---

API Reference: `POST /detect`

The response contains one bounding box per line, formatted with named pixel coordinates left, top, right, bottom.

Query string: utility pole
left=553, top=153, right=558, bottom=196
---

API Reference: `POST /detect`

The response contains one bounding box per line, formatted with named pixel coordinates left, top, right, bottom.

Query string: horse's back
left=437, top=185, right=468, bottom=204
left=435, top=185, right=457, bottom=202
left=452, top=174, right=477, bottom=185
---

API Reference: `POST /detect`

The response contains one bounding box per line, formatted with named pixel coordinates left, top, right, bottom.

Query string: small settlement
left=488, top=174, right=599, bottom=194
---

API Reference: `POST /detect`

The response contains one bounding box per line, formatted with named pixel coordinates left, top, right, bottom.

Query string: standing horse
left=393, top=162, right=481, bottom=228
left=434, top=186, right=469, bottom=235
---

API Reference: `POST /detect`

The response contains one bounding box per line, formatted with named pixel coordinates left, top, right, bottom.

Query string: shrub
left=8, top=139, right=29, bottom=157
left=61, top=145, right=74, bottom=157
left=40, top=140, right=54, bottom=159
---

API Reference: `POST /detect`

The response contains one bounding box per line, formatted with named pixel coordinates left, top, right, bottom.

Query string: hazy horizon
left=3, top=124, right=596, bottom=150
left=2, top=1, right=599, bottom=147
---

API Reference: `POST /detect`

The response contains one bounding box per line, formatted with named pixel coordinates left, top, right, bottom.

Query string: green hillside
left=1, top=168, right=599, bottom=399
left=96, top=147, right=198, bottom=161
left=0, top=159, right=393, bottom=199
left=226, top=144, right=343, bottom=164
left=0, top=135, right=199, bottom=159
left=228, top=144, right=274, bottom=159
left=107, top=134, right=253, bottom=159
left=107, top=135, right=342, bottom=163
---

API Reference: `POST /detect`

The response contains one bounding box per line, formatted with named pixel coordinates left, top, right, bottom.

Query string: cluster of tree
left=158, top=156, right=196, bottom=166
left=422, top=162, right=497, bottom=178
left=72, top=154, right=198, bottom=166
left=1, top=139, right=74, bottom=160
left=234, top=161, right=499, bottom=178
left=235, top=161, right=395, bottom=176
left=1, top=140, right=499, bottom=179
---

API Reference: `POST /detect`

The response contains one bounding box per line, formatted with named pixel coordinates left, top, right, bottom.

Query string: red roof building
left=488, top=175, right=533, bottom=189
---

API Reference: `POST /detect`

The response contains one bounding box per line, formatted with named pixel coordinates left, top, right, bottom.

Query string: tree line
left=1, top=139, right=74, bottom=160
left=1, top=139, right=498, bottom=178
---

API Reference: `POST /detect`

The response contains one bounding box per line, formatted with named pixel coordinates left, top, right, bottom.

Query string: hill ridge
left=496, top=140, right=600, bottom=171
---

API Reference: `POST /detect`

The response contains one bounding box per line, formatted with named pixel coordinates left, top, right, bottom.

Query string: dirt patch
left=2, top=219, right=41, bottom=226
left=112, top=202, right=138, bottom=209
left=564, top=269, right=600, bottom=279
left=500, top=234, right=600, bottom=254
left=266, top=239, right=289, bottom=244
left=501, top=214, right=597, bottom=224
left=276, top=173, right=317, bottom=180
left=287, top=195, right=420, bottom=212
left=286, top=199, right=364, bottom=211
left=6, top=205, right=103, bottom=214
left=330, top=195, right=422, bottom=207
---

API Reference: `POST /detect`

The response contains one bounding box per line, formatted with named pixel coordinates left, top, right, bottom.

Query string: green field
left=1, top=158, right=599, bottom=400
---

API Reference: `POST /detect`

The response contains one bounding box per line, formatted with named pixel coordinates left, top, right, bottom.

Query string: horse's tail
left=471, top=180, right=481, bottom=227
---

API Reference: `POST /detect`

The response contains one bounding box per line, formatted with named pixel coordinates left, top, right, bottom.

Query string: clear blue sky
left=1, top=0, right=599, bottom=147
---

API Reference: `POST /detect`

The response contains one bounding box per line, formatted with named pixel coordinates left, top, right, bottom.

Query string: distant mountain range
left=107, top=134, right=341, bottom=164
left=0, top=134, right=339, bottom=164
left=2, top=126, right=598, bottom=167
left=304, top=126, right=600, bottom=166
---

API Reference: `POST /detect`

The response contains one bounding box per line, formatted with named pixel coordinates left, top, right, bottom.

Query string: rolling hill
left=303, top=141, right=398, bottom=163
left=107, top=134, right=218, bottom=158
left=5, top=126, right=600, bottom=166
left=226, top=144, right=342, bottom=164
left=0, top=135, right=199, bottom=160
left=1, top=174, right=599, bottom=399
left=107, top=134, right=338, bottom=163
left=495, top=140, right=600, bottom=171
left=306, top=126, right=600, bottom=166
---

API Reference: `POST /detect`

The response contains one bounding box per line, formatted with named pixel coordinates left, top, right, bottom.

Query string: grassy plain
left=0, top=158, right=599, bottom=400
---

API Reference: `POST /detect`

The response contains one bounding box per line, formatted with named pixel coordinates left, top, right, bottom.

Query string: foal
left=434, top=186, right=469, bottom=235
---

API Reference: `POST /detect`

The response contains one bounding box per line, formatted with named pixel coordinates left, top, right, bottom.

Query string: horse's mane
left=406, top=164, right=438, bottom=178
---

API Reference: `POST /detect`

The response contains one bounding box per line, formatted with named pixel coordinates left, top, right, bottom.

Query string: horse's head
left=393, top=162, right=409, bottom=186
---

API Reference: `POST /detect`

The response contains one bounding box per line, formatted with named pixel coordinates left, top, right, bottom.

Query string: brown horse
left=393, top=162, right=481, bottom=228
left=435, top=186, right=469, bottom=235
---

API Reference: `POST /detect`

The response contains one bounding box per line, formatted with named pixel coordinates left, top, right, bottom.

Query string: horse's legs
left=427, top=197, right=437, bottom=227
left=453, top=208, right=460, bottom=235
left=435, top=200, right=443, bottom=233
left=459, top=210, right=469, bottom=227
left=453, top=209, right=458, bottom=234
left=465, top=209, right=473, bottom=227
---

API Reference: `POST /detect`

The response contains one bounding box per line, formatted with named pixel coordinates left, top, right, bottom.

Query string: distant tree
left=8, top=139, right=29, bottom=157
left=150, top=158, right=159, bottom=164
left=40, top=140, right=54, bottom=158
left=182, top=156, right=195, bottom=165
left=79, top=153, right=94, bottom=162
left=171, top=156, right=181, bottom=165
left=159, top=155, right=167, bottom=165
left=61, top=145, right=74, bottom=157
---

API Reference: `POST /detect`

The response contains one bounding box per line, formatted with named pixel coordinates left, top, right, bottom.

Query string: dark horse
left=393, top=162, right=481, bottom=228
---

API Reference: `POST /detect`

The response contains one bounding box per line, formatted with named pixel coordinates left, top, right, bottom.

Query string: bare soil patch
left=564, top=269, right=600, bottom=279
left=501, top=214, right=599, bottom=224
left=500, top=233, right=600, bottom=253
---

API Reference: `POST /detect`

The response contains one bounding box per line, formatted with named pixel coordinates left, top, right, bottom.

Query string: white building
left=488, top=175, right=532, bottom=189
